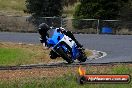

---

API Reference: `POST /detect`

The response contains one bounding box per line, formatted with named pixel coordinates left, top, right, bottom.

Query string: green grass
left=0, top=64, right=131, bottom=88
left=0, top=48, right=33, bottom=66
left=0, top=0, right=26, bottom=11
left=111, top=65, right=132, bottom=74
left=0, top=73, right=131, bottom=88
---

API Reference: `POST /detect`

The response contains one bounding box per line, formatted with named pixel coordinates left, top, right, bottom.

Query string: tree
left=74, top=0, right=128, bottom=20
left=72, top=0, right=129, bottom=30
left=25, top=0, right=63, bottom=27
left=119, top=0, right=132, bottom=30
left=25, top=0, right=63, bottom=17
left=120, top=0, right=132, bottom=21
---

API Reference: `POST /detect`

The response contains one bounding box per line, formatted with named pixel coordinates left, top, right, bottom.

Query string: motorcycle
left=46, top=28, right=87, bottom=64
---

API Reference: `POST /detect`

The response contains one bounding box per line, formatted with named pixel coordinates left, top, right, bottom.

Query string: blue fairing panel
left=47, top=29, right=64, bottom=46
left=47, top=38, right=56, bottom=45
left=51, top=30, right=60, bottom=44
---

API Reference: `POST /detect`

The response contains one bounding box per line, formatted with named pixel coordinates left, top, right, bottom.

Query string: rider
left=38, top=23, right=83, bottom=48
left=38, top=23, right=50, bottom=47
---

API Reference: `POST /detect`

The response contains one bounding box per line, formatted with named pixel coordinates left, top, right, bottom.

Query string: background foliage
left=72, top=0, right=131, bottom=29
left=25, top=0, right=63, bottom=17
left=73, top=0, right=130, bottom=20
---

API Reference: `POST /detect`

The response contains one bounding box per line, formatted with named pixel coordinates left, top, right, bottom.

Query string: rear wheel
left=57, top=48, right=73, bottom=64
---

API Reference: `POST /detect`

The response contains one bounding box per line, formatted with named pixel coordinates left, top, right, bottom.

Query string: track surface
left=0, top=32, right=132, bottom=64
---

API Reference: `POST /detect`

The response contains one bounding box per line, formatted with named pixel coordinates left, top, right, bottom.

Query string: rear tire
left=57, top=48, right=73, bottom=64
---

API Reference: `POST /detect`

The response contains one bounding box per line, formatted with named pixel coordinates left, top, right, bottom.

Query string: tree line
left=25, top=0, right=132, bottom=20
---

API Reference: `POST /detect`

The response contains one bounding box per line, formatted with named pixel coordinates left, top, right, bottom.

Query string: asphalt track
left=0, top=32, right=132, bottom=64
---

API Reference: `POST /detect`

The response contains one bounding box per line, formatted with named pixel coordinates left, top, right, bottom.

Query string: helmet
left=38, top=23, right=50, bottom=35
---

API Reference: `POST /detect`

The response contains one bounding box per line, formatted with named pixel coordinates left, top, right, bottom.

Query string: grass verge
left=0, top=64, right=131, bottom=88
left=0, top=42, right=51, bottom=66
left=0, top=42, right=92, bottom=66
left=0, top=48, right=32, bottom=66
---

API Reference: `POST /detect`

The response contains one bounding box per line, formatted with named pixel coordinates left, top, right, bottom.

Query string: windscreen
left=47, top=28, right=56, bottom=38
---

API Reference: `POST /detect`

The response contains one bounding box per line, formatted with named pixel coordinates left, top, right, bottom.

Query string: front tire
left=57, top=48, right=73, bottom=64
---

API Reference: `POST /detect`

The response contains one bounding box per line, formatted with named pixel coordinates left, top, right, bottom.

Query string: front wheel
left=57, top=47, right=73, bottom=64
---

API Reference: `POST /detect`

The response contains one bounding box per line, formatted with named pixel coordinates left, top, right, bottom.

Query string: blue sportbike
left=47, top=28, right=87, bottom=64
